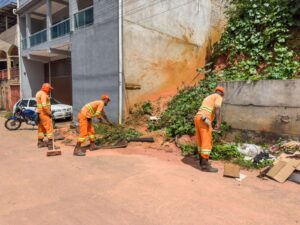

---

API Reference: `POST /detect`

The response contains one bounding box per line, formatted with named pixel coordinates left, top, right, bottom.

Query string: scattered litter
left=288, top=171, right=300, bottom=184
left=236, top=173, right=247, bottom=182
left=238, top=144, right=263, bottom=158
left=223, top=163, right=240, bottom=178
left=266, top=158, right=300, bottom=183
left=279, top=141, right=300, bottom=154
left=244, top=156, right=253, bottom=161
left=149, top=116, right=159, bottom=121
left=253, top=152, right=276, bottom=165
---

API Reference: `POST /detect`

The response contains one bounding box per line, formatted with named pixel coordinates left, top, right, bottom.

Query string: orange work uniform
left=36, top=90, right=53, bottom=140
left=194, top=93, right=223, bottom=159
left=77, top=100, right=105, bottom=143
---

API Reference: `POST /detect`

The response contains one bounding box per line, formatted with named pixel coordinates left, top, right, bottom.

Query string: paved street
left=0, top=117, right=299, bottom=225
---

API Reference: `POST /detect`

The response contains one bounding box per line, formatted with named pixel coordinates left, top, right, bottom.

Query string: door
left=10, top=85, right=20, bottom=111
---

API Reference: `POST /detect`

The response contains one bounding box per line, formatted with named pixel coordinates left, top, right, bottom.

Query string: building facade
left=17, top=0, right=225, bottom=122
left=0, top=1, right=20, bottom=111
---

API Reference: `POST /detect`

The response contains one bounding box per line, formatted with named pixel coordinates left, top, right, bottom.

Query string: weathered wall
left=71, top=0, right=119, bottom=122
left=221, top=80, right=300, bottom=137
left=20, top=57, right=44, bottom=98
left=0, top=25, right=18, bottom=47
left=123, top=0, right=226, bottom=113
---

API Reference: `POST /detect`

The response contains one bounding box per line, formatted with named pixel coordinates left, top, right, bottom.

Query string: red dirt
left=0, top=117, right=299, bottom=225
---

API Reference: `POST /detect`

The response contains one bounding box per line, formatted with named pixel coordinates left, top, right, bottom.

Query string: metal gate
left=10, top=85, right=20, bottom=110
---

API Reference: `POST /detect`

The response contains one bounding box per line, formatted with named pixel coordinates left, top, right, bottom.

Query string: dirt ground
left=0, top=117, right=299, bottom=225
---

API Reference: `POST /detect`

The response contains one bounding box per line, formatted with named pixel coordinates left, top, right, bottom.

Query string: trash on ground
left=271, top=141, right=300, bottom=154
left=253, top=152, right=276, bottom=165
left=223, top=163, right=240, bottom=178
left=149, top=116, right=159, bottom=121
left=238, top=144, right=263, bottom=158
left=288, top=171, right=300, bottom=184
left=279, top=141, right=300, bottom=154
left=236, top=173, right=247, bottom=182
left=266, top=158, right=300, bottom=183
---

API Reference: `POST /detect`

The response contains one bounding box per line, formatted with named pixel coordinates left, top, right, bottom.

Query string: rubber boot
left=73, top=143, right=86, bottom=156
left=200, top=157, right=218, bottom=173
left=47, top=140, right=61, bottom=150
left=37, top=139, right=48, bottom=148
left=89, top=142, right=99, bottom=151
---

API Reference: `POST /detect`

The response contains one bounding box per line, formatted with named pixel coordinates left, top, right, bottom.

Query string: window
left=29, top=100, right=37, bottom=107
left=19, top=100, right=29, bottom=107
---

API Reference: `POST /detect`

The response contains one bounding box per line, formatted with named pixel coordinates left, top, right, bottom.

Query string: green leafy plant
left=94, top=123, right=141, bottom=145
left=131, top=101, right=153, bottom=116
left=211, top=143, right=273, bottom=169
left=148, top=0, right=299, bottom=138
left=179, top=144, right=198, bottom=156
left=212, top=0, right=299, bottom=81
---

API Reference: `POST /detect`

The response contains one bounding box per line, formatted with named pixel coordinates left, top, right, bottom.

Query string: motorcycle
left=5, top=106, right=55, bottom=131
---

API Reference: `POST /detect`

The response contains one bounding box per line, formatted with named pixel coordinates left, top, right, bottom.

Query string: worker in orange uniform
left=74, top=95, right=112, bottom=156
left=194, top=86, right=225, bottom=172
left=36, top=83, right=57, bottom=150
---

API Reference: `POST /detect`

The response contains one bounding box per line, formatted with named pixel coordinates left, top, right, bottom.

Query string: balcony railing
left=51, top=18, right=70, bottom=40
left=21, top=38, right=27, bottom=50
left=10, top=68, right=20, bottom=80
left=0, top=69, right=8, bottom=81
left=30, top=29, right=47, bottom=47
left=74, top=6, right=94, bottom=29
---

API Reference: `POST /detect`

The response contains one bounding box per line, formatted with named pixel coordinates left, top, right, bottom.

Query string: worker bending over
left=194, top=86, right=225, bottom=172
left=36, top=83, right=57, bottom=150
left=74, top=95, right=112, bottom=156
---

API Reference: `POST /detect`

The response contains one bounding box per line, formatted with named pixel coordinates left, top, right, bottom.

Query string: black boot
left=47, top=140, right=60, bottom=150
left=200, top=157, right=218, bottom=173
left=37, top=139, right=48, bottom=148
left=73, top=143, right=86, bottom=156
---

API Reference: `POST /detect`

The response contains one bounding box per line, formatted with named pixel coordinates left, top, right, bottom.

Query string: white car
left=13, top=98, right=73, bottom=120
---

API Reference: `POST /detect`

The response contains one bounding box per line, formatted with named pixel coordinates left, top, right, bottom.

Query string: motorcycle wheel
left=5, top=118, right=22, bottom=130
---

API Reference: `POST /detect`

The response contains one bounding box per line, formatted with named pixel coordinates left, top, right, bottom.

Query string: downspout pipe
left=118, top=0, right=123, bottom=124
left=16, top=0, right=22, bottom=98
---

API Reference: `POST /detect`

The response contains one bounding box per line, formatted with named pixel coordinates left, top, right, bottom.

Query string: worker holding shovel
left=74, top=95, right=112, bottom=156
left=194, top=86, right=225, bottom=172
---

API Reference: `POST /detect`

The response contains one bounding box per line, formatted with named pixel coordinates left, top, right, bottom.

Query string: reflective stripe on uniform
left=89, top=135, right=95, bottom=140
left=47, top=133, right=53, bottom=138
left=38, top=133, right=45, bottom=137
left=95, top=111, right=101, bottom=116
left=85, top=104, right=95, bottom=117
left=200, top=106, right=213, bottom=113
left=201, top=149, right=211, bottom=154
left=77, top=137, right=86, bottom=142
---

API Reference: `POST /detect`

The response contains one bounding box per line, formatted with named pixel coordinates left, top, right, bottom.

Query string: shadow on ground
left=181, top=156, right=201, bottom=171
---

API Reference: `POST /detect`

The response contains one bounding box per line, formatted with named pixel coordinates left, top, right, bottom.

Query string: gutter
left=118, top=0, right=123, bottom=124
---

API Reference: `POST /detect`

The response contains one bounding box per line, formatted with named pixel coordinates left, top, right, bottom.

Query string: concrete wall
left=221, top=80, right=300, bottom=137
left=71, top=0, right=119, bottom=122
left=20, top=57, right=44, bottom=98
left=0, top=25, right=18, bottom=46
left=123, top=0, right=226, bottom=112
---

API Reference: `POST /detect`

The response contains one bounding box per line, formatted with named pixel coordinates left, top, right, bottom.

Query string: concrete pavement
left=0, top=117, right=299, bottom=225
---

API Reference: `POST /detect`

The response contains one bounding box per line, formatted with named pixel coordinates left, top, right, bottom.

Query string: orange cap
left=215, top=86, right=225, bottom=94
left=101, top=95, right=110, bottom=102
left=41, top=83, right=53, bottom=93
